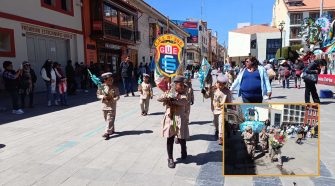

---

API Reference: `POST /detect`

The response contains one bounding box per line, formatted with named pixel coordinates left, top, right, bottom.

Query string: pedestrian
left=269, top=130, right=283, bottom=167
left=278, top=60, right=292, bottom=89
left=296, top=125, right=303, bottom=144
left=213, top=75, right=232, bottom=145
left=293, top=59, right=304, bottom=89
left=158, top=75, right=189, bottom=169
left=18, top=61, right=37, bottom=108
left=66, top=60, right=76, bottom=95
left=74, top=62, right=82, bottom=92
left=41, top=59, right=58, bottom=107
left=265, top=60, right=276, bottom=85
left=97, top=72, right=120, bottom=140
left=2, top=61, right=24, bottom=114
left=241, top=126, right=256, bottom=160
left=303, top=59, right=327, bottom=103
left=81, top=62, right=89, bottom=93
left=54, top=63, right=68, bottom=106
left=138, top=73, right=153, bottom=116
left=230, top=56, right=272, bottom=103
left=259, top=128, right=269, bottom=155
left=120, top=56, right=135, bottom=97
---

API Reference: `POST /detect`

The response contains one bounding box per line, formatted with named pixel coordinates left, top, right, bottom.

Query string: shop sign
left=21, top=24, right=73, bottom=39
left=105, top=43, right=121, bottom=50
left=154, top=34, right=185, bottom=77
left=318, top=74, right=335, bottom=86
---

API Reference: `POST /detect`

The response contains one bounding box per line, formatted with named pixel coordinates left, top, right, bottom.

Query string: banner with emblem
left=154, top=34, right=185, bottom=78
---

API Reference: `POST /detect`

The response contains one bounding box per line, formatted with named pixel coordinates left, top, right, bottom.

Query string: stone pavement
left=0, top=78, right=334, bottom=186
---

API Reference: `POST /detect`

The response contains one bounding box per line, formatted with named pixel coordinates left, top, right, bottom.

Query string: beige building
left=0, top=0, right=84, bottom=91
left=272, top=0, right=335, bottom=46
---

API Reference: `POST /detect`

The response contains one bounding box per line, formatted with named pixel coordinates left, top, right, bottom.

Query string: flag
left=198, top=58, right=211, bottom=90
left=154, top=66, right=169, bottom=92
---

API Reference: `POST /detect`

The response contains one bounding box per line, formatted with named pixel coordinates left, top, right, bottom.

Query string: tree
left=275, top=44, right=303, bottom=61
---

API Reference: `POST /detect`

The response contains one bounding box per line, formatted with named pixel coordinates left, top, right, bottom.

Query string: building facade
left=225, top=105, right=244, bottom=125
left=304, top=105, right=319, bottom=126
left=282, top=104, right=306, bottom=126
left=0, top=0, right=84, bottom=91
left=272, top=0, right=335, bottom=46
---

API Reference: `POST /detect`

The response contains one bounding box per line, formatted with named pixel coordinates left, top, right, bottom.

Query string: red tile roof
left=230, top=25, right=280, bottom=34
left=285, top=0, right=335, bottom=12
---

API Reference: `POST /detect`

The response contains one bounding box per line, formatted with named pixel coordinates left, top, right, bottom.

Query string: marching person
left=97, top=72, right=120, bottom=140
left=158, top=75, right=189, bottom=169
left=259, top=128, right=269, bottom=155
left=213, top=75, right=232, bottom=145
left=241, top=126, right=256, bottom=161
left=184, top=71, right=194, bottom=124
left=138, top=73, right=153, bottom=116
left=54, top=62, right=68, bottom=106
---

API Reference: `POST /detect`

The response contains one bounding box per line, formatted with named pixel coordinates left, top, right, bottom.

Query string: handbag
left=295, top=70, right=302, bottom=76
left=267, top=69, right=276, bottom=79
left=301, top=68, right=318, bottom=83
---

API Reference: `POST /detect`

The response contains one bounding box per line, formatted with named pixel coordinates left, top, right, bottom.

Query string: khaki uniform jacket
left=213, top=89, right=227, bottom=115
left=97, top=84, right=120, bottom=111
left=242, top=131, right=256, bottom=145
left=139, top=82, right=153, bottom=99
left=158, top=92, right=189, bottom=139
left=203, top=87, right=215, bottom=112
left=185, top=85, right=194, bottom=113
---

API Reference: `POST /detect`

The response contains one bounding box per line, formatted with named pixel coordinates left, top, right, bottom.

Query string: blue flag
left=198, top=58, right=211, bottom=90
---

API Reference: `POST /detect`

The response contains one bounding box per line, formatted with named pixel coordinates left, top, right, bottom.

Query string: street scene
left=224, top=104, right=319, bottom=176
left=1, top=0, right=335, bottom=186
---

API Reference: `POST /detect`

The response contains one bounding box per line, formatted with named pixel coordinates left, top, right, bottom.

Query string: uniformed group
left=96, top=71, right=232, bottom=168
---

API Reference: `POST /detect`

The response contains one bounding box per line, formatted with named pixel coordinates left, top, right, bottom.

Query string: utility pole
left=320, top=0, right=324, bottom=17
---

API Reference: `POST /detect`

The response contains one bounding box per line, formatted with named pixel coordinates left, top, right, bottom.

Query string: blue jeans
left=122, top=77, right=133, bottom=94
left=282, top=78, right=289, bottom=88
left=46, top=83, right=57, bottom=103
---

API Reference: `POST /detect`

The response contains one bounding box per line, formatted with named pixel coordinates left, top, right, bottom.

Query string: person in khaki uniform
left=97, top=72, right=120, bottom=139
left=158, top=75, right=189, bottom=169
left=241, top=126, right=256, bottom=160
left=138, top=73, right=153, bottom=116
left=213, top=75, right=232, bottom=145
left=184, top=72, right=194, bottom=125
left=259, top=128, right=269, bottom=155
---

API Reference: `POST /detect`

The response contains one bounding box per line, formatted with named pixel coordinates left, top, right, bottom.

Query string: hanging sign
left=154, top=34, right=184, bottom=77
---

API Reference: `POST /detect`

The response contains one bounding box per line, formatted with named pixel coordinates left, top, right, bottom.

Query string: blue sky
left=144, top=0, right=275, bottom=46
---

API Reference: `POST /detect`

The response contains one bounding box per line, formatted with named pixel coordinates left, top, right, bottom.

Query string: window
left=290, top=13, right=303, bottom=25
left=313, top=110, right=317, bottom=116
left=309, top=12, right=319, bottom=21
left=104, top=4, right=118, bottom=24
left=41, top=0, right=73, bottom=16
left=266, top=39, right=281, bottom=59
left=187, top=52, right=194, bottom=60
left=290, top=27, right=301, bottom=39
left=0, top=28, right=15, bottom=57
left=295, top=105, right=300, bottom=110
left=120, top=12, right=134, bottom=29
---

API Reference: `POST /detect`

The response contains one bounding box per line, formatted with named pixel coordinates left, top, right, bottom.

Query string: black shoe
left=132, top=92, right=135, bottom=96
left=181, top=151, right=187, bottom=159
left=174, top=137, right=180, bottom=144
left=168, top=159, right=175, bottom=168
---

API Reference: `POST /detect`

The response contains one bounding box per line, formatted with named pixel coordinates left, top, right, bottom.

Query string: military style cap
left=101, top=72, right=113, bottom=78
left=173, top=75, right=186, bottom=83
left=217, top=75, right=228, bottom=83
left=143, top=73, right=150, bottom=77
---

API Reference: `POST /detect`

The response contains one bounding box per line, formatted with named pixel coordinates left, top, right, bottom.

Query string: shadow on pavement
left=189, top=120, right=212, bottom=125
left=176, top=150, right=222, bottom=166
left=270, top=96, right=287, bottom=99
left=109, top=130, right=153, bottom=139
left=189, top=134, right=216, bottom=142
left=224, top=130, right=257, bottom=175
left=148, top=112, right=165, bottom=116
left=320, top=101, right=335, bottom=105
left=282, top=156, right=295, bottom=163
left=0, top=144, right=5, bottom=149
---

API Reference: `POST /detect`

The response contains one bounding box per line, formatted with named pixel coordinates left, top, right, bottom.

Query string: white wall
left=136, top=11, right=151, bottom=66
left=228, top=32, right=251, bottom=57
left=0, top=0, right=82, bottom=31
left=255, top=107, right=269, bottom=122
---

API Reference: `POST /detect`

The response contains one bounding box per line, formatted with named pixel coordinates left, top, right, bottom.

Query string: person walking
left=2, top=61, right=24, bottom=114
left=296, top=125, right=304, bottom=144
left=120, top=56, right=135, bottom=97
left=41, top=59, right=58, bottom=107
left=278, top=60, right=292, bottom=89
left=18, top=61, right=37, bottom=108
left=74, top=62, right=82, bottom=92
left=230, top=57, right=272, bottom=103
left=97, top=72, right=120, bottom=140
left=259, top=128, right=269, bottom=155
left=138, top=73, right=153, bottom=116
left=54, top=63, right=68, bottom=106
left=293, top=59, right=305, bottom=89
left=158, top=76, right=189, bottom=168
left=303, top=59, right=326, bottom=103
left=242, top=126, right=256, bottom=161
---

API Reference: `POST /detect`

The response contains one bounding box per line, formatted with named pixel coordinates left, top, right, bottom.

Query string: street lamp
left=279, top=21, right=285, bottom=58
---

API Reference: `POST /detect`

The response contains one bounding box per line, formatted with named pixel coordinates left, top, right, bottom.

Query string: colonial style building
left=0, top=0, right=85, bottom=91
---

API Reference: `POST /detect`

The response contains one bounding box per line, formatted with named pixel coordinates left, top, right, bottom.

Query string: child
left=242, top=126, right=256, bottom=160
left=213, top=75, right=232, bottom=145
left=158, top=75, right=189, bottom=168
left=259, top=128, right=269, bottom=155
left=97, top=72, right=120, bottom=139
left=138, top=73, right=153, bottom=116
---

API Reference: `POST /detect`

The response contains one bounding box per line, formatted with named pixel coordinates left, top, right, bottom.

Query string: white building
left=0, top=0, right=84, bottom=91
left=272, top=0, right=335, bottom=47
left=228, top=24, right=283, bottom=65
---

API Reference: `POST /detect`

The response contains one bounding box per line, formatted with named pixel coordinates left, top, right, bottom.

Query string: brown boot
left=218, top=137, right=223, bottom=145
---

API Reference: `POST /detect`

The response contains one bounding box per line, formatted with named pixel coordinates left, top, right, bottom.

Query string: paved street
left=0, top=79, right=335, bottom=185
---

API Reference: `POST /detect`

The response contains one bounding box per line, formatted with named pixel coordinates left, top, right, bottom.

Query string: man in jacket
left=120, top=56, right=135, bottom=97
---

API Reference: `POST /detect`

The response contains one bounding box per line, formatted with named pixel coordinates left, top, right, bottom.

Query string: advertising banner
left=172, top=20, right=199, bottom=43
left=318, top=74, right=335, bottom=86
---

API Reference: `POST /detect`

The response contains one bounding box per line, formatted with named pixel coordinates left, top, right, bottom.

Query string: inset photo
left=223, top=103, right=320, bottom=176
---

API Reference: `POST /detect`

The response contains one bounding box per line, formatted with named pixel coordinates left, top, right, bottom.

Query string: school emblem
left=154, top=34, right=185, bottom=77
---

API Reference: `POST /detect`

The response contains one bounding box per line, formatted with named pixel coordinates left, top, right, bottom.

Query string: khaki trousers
left=140, top=98, right=150, bottom=113
left=103, top=110, right=115, bottom=134
left=213, top=113, right=223, bottom=138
